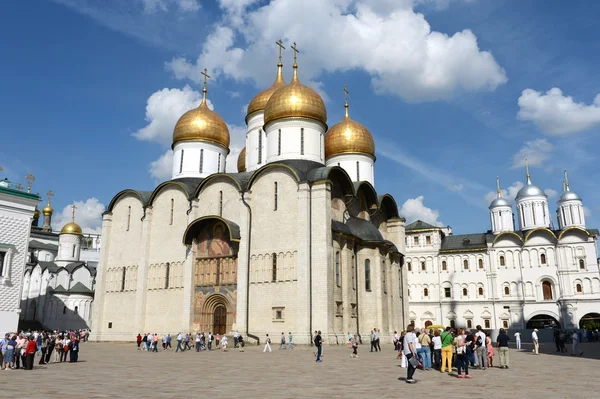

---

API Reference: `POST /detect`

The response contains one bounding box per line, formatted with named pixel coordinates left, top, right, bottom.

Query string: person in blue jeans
left=288, top=332, right=293, bottom=349
left=417, top=330, right=432, bottom=370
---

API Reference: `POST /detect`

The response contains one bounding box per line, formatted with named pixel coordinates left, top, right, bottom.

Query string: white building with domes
left=405, top=168, right=600, bottom=333
left=91, top=44, right=408, bottom=343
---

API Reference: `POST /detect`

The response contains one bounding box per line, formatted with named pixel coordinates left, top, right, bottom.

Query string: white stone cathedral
left=91, top=46, right=408, bottom=343
left=405, top=168, right=599, bottom=332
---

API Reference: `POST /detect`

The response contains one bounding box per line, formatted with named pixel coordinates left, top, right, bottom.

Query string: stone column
left=133, top=207, right=153, bottom=334
left=90, top=213, right=112, bottom=341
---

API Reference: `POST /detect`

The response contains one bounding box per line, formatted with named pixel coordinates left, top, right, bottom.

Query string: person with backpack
left=263, top=334, right=272, bottom=352
left=314, top=331, right=323, bottom=363
left=238, top=335, right=245, bottom=352
left=475, top=325, right=487, bottom=369
left=453, top=329, right=471, bottom=379
left=440, top=327, right=454, bottom=373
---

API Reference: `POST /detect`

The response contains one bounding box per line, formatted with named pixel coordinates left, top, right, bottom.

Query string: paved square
left=2, top=341, right=599, bottom=398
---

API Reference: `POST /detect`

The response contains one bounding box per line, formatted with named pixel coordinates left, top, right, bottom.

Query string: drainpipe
left=518, top=250, right=526, bottom=328
left=309, top=186, right=313, bottom=345
left=241, top=192, right=258, bottom=344
left=354, top=244, right=361, bottom=343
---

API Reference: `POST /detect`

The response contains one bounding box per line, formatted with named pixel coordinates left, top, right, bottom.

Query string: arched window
left=540, top=254, right=546, bottom=264
left=127, top=206, right=131, bottom=231
left=542, top=281, right=553, bottom=300
left=165, top=262, right=170, bottom=289
left=74, top=306, right=78, bottom=315
left=199, top=149, right=204, bottom=173
left=274, top=182, right=278, bottom=211
left=407, top=262, right=412, bottom=272
left=421, top=261, right=426, bottom=271
left=356, top=161, right=360, bottom=181
left=300, top=128, right=304, bottom=155
left=179, top=149, right=184, bottom=173
left=365, top=259, right=371, bottom=291
left=462, top=288, right=468, bottom=296
left=272, top=253, right=277, bottom=282
left=170, top=198, right=174, bottom=225
left=478, top=287, right=484, bottom=296
left=463, top=259, right=468, bottom=269
left=121, top=268, right=126, bottom=292
left=219, top=191, right=223, bottom=217
left=576, top=283, right=583, bottom=293
left=579, top=259, right=585, bottom=269
left=278, top=129, right=282, bottom=156
left=441, top=260, right=447, bottom=271
left=504, top=286, right=510, bottom=296
left=499, top=256, right=505, bottom=266
left=335, top=252, right=341, bottom=287
left=72, top=245, right=76, bottom=258
left=258, top=130, right=263, bottom=164
left=478, top=259, right=483, bottom=269
left=423, top=288, right=429, bottom=297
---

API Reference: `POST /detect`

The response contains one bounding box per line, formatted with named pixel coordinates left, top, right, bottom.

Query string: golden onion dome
left=42, top=203, right=53, bottom=216
left=60, top=222, right=82, bottom=235
left=172, top=86, right=230, bottom=150
left=263, top=63, right=327, bottom=126
left=33, top=206, right=41, bottom=219
left=246, top=63, right=286, bottom=121
left=325, top=102, right=375, bottom=158
left=237, top=147, right=246, bottom=173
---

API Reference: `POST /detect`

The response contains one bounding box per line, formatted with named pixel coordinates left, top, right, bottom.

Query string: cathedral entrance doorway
left=213, top=305, right=227, bottom=335
left=526, top=314, right=560, bottom=329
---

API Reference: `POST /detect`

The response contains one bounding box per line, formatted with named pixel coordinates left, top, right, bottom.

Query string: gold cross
left=201, top=68, right=210, bottom=87
left=46, top=190, right=54, bottom=204
left=276, top=39, right=286, bottom=63
left=71, top=204, right=77, bottom=222
left=344, top=85, right=349, bottom=104
left=291, top=42, right=299, bottom=64
left=26, top=173, right=35, bottom=193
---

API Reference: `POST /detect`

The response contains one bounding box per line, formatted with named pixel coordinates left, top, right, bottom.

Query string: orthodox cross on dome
left=496, top=176, right=502, bottom=195
left=564, top=169, right=570, bottom=191
left=343, top=85, right=350, bottom=117
left=525, top=158, right=531, bottom=184
left=200, top=68, right=210, bottom=103
left=71, top=204, right=77, bottom=222
left=276, top=39, right=285, bottom=64
left=46, top=190, right=54, bottom=205
left=291, top=42, right=299, bottom=65
left=25, top=173, right=35, bottom=193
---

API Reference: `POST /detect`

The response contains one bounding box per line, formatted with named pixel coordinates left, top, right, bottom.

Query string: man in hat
left=531, top=329, right=539, bottom=354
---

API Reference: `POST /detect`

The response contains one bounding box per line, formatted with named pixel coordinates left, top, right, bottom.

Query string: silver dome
left=515, top=183, right=546, bottom=200
left=489, top=197, right=511, bottom=209
left=558, top=190, right=582, bottom=203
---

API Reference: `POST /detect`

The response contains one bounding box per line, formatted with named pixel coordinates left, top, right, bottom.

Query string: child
left=486, top=333, right=494, bottom=368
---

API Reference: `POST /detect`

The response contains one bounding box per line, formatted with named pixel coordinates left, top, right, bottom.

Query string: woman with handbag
left=453, top=329, right=472, bottom=379
left=402, top=325, right=419, bottom=384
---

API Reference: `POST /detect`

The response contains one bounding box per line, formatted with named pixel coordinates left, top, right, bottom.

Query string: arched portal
left=526, top=314, right=560, bottom=329
left=579, top=313, right=600, bottom=330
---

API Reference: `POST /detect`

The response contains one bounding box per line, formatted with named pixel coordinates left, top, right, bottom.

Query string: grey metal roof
left=558, top=190, right=582, bottom=203
left=52, top=285, right=68, bottom=294
left=345, top=217, right=384, bottom=243
left=440, top=233, right=488, bottom=252
left=489, top=197, right=511, bottom=208
left=68, top=282, right=93, bottom=295
left=38, top=261, right=60, bottom=273
left=405, top=220, right=440, bottom=231
left=64, top=261, right=86, bottom=273
left=516, top=183, right=546, bottom=200
left=29, top=240, right=58, bottom=251
left=332, top=220, right=352, bottom=236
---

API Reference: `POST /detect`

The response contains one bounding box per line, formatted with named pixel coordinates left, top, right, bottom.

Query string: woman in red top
left=25, top=336, right=37, bottom=370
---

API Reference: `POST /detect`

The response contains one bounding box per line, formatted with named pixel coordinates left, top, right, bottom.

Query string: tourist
left=4, top=335, right=17, bottom=370
left=486, top=333, right=494, bottom=368
left=288, top=332, right=293, bottom=349
left=348, top=331, right=353, bottom=348
left=38, top=332, right=48, bottom=365
left=215, top=333, right=221, bottom=348
left=572, top=330, right=583, bottom=356
left=370, top=329, right=375, bottom=352
left=393, top=331, right=399, bottom=351
left=15, top=333, right=26, bottom=369
left=454, top=328, right=471, bottom=379
left=196, top=332, right=202, bottom=352
left=314, top=330, right=323, bottom=363
left=53, top=335, right=62, bottom=363
left=514, top=331, right=521, bottom=350
left=465, top=329, right=476, bottom=367
left=553, top=327, right=561, bottom=352
left=263, top=334, right=272, bottom=352
left=136, top=333, right=142, bottom=350
left=207, top=332, right=213, bottom=351
left=24, top=335, right=37, bottom=370
left=175, top=332, right=183, bottom=352
left=61, top=335, right=70, bottom=362
left=403, top=325, right=418, bottom=384
left=221, top=335, right=228, bottom=351
left=497, top=328, right=510, bottom=368
left=152, top=333, right=159, bottom=352
left=1, top=333, right=9, bottom=370
left=532, top=329, right=539, bottom=354
left=397, top=331, right=405, bottom=361
left=418, top=329, right=431, bottom=370
left=279, top=332, right=286, bottom=350
left=440, top=327, right=453, bottom=373
left=350, top=334, right=358, bottom=358
left=233, top=330, right=239, bottom=348
left=475, top=325, right=487, bottom=370
left=238, top=335, right=245, bottom=352
left=432, top=330, right=442, bottom=369
left=184, top=333, right=192, bottom=351
left=69, top=336, right=80, bottom=362
left=45, top=333, right=55, bottom=363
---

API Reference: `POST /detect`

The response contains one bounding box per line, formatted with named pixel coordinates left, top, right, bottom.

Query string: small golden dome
left=237, top=147, right=246, bottom=173
left=325, top=103, right=375, bottom=158
left=246, top=63, right=286, bottom=120
left=264, top=64, right=327, bottom=126
left=42, top=204, right=53, bottom=216
left=60, top=222, right=82, bottom=235
left=172, top=87, right=230, bottom=149
left=33, top=207, right=40, bottom=219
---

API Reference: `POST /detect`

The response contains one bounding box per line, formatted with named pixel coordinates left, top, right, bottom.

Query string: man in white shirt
left=514, top=331, right=521, bottom=349
left=572, top=331, right=583, bottom=356
left=233, top=330, right=239, bottom=348
left=403, top=325, right=418, bottom=384
left=475, top=325, right=488, bottom=369
left=532, top=329, right=539, bottom=354
left=176, top=333, right=184, bottom=352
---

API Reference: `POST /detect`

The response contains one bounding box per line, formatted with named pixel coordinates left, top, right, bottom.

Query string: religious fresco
left=197, top=222, right=232, bottom=258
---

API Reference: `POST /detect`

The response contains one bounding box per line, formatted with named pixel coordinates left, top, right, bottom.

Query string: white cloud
left=399, top=196, right=444, bottom=226
left=518, top=88, right=600, bottom=135
left=53, top=198, right=106, bottom=234
left=484, top=181, right=524, bottom=204
left=584, top=206, right=592, bottom=218
left=167, top=0, right=507, bottom=102
left=544, top=189, right=557, bottom=199
left=133, top=85, right=211, bottom=147
left=449, top=183, right=464, bottom=192
left=226, top=124, right=246, bottom=173
left=142, top=0, right=200, bottom=13
left=149, top=149, right=174, bottom=181
left=512, top=139, right=553, bottom=169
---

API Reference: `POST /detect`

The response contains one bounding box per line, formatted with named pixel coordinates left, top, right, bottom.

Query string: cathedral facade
left=405, top=172, right=600, bottom=332
left=91, top=49, right=408, bottom=343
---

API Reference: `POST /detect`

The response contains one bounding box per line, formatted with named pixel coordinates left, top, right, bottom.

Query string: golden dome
left=33, top=207, right=40, bottom=219
left=60, top=222, right=82, bottom=235
left=264, top=63, right=327, bottom=126
left=172, top=87, right=230, bottom=149
left=42, top=204, right=53, bottom=216
left=237, top=147, right=246, bottom=173
left=325, top=103, right=375, bottom=158
left=246, top=63, right=286, bottom=120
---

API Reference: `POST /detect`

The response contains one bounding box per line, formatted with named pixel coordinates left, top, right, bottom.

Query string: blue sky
left=1, top=0, right=599, bottom=235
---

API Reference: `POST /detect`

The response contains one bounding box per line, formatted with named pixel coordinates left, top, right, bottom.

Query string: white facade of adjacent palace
left=404, top=173, right=600, bottom=332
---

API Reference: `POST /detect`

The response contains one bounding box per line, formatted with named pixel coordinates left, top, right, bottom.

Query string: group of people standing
left=1, top=330, right=84, bottom=371
left=136, top=331, right=246, bottom=353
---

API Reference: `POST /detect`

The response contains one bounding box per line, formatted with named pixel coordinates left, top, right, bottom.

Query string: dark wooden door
left=213, top=305, right=227, bottom=335
left=542, top=281, right=553, bottom=300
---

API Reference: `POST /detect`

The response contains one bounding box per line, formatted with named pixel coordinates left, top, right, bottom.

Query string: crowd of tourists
left=1, top=329, right=89, bottom=370
left=136, top=331, right=246, bottom=353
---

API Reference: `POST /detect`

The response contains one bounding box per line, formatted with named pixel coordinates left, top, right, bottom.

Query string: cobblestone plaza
left=3, top=342, right=599, bottom=398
